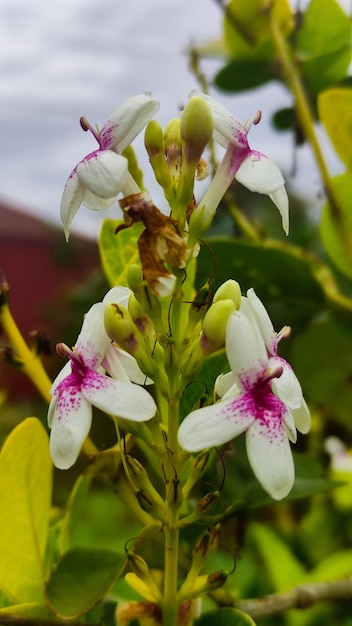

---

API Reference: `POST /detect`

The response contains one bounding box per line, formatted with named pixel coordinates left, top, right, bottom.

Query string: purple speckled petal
left=271, top=357, right=304, bottom=411
left=49, top=390, right=92, bottom=470
left=226, top=312, right=267, bottom=390
left=81, top=370, right=156, bottom=421
left=177, top=397, right=254, bottom=452
left=100, top=93, right=160, bottom=152
left=60, top=169, right=85, bottom=240
left=246, top=413, right=294, bottom=500
left=77, top=150, right=128, bottom=199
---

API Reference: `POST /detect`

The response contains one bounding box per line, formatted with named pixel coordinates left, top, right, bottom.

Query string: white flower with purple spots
left=48, top=286, right=156, bottom=470
left=60, top=93, right=160, bottom=239
left=190, top=92, right=289, bottom=237
left=178, top=289, right=310, bottom=500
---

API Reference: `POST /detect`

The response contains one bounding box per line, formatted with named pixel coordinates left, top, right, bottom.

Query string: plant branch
left=211, top=577, right=352, bottom=619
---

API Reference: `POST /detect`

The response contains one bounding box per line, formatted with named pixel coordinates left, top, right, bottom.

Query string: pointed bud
left=127, top=264, right=144, bottom=291
left=166, top=478, right=183, bottom=511
left=125, top=556, right=162, bottom=603
left=183, top=450, right=210, bottom=496
left=196, top=491, right=219, bottom=514
left=127, top=455, right=166, bottom=506
left=213, top=279, right=241, bottom=309
left=164, top=118, right=182, bottom=180
left=104, top=303, right=140, bottom=354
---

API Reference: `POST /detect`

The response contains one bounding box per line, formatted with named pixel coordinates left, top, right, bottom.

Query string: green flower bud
left=127, top=264, right=144, bottom=291
left=145, top=120, right=172, bottom=189
left=126, top=455, right=166, bottom=508
left=183, top=450, right=210, bottom=496
left=202, top=299, right=236, bottom=344
left=181, top=96, right=213, bottom=166
left=104, top=303, right=139, bottom=354
left=213, top=279, right=242, bottom=309
left=164, top=118, right=182, bottom=179
left=166, top=478, right=183, bottom=511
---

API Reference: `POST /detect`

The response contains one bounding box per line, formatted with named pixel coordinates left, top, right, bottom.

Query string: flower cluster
left=178, top=289, right=310, bottom=500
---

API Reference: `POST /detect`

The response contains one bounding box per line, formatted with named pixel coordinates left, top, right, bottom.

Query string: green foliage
left=0, top=418, right=52, bottom=604
left=45, top=547, right=125, bottom=619
left=99, top=218, right=144, bottom=287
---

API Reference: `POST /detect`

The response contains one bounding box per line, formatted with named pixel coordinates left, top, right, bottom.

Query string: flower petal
left=77, top=150, right=128, bottom=199
left=226, top=312, right=267, bottom=390
left=103, top=286, right=132, bottom=308
left=100, top=93, right=160, bottom=152
left=178, top=398, right=254, bottom=452
left=105, top=345, right=152, bottom=385
left=271, top=357, right=304, bottom=411
left=235, top=153, right=289, bottom=234
left=60, top=169, right=85, bottom=240
left=214, top=371, right=236, bottom=398
left=75, top=303, right=110, bottom=369
left=82, top=189, right=117, bottom=211
left=291, top=397, right=311, bottom=434
left=81, top=370, right=156, bottom=421
left=246, top=418, right=295, bottom=500
left=49, top=391, right=92, bottom=469
left=246, top=288, right=276, bottom=354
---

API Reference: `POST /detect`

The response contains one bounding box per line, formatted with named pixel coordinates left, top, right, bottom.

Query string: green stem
left=162, top=393, right=181, bottom=626
left=268, top=9, right=352, bottom=263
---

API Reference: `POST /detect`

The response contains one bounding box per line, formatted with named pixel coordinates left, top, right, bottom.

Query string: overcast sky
left=0, top=0, right=349, bottom=239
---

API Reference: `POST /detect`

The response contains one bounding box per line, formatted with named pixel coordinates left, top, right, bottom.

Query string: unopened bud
left=145, top=120, right=172, bottom=189
left=202, top=299, right=236, bottom=344
left=183, top=450, right=210, bottom=495
left=196, top=491, right=219, bottom=514
left=164, top=118, right=182, bottom=179
left=104, top=303, right=139, bottom=354
left=181, top=96, right=213, bottom=166
left=166, top=478, right=183, bottom=510
left=213, top=280, right=241, bottom=309
left=127, top=264, right=144, bottom=291
left=125, top=553, right=162, bottom=603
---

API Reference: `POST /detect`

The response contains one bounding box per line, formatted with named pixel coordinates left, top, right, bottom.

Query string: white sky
left=0, top=0, right=350, bottom=238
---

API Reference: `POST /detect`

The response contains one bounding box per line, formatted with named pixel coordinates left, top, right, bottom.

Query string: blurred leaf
left=291, top=314, right=352, bottom=426
left=307, top=550, right=352, bottom=582
left=45, top=547, right=124, bottom=619
left=318, top=88, right=352, bottom=169
left=99, top=218, right=143, bottom=287
left=196, top=238, right=326, bottom=329
left=320, top=173, right=352, bottom=278
left=297, top=0, right=351, bottom=94
left=0, top=603, right=56, bottom=620
left=0, top=418, right=52, bottom=603
left=215, top=58, right=275, bottom=92
left=250, top=523, right=306, bottom=591
left=224, top=0, right=293, bottom=60
left=195, top=607, right=256, bottom=626
left=272, top=107, right=296, bottom=132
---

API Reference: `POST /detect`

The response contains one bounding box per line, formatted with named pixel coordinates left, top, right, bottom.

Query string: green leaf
left=297, top=0, right=351, bottom=94
left=223, top=0, right=293, bottom=60
left=291, top=314, right=352, bottom=426
left=180, top=350, right=228, bottom=419
left=45, top=547, right=125, bottom=619
left=215, top=58, right=275, bottom=92
left=99, top=218, right=143, bottom=287
left=0, top=418, right=52, bottom=603
left=320, top=172, right=352, bottom=278
left=196, top=238, right=326, bottom=329
left=307, top=550, right=352, bottom=582
left=250, top=523, right=306, bottom=591
left=318, top=88, right=352, bottom=169
left=195, top=607, right=256, bottom=626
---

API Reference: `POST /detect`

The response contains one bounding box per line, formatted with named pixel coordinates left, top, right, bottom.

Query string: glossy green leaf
left=195, top=607, right=256, bottom=626
left=320, top=172, right=352, bottom=278
left=99, top=218, right=143, bottom=287
left=224, top=0, right=293, bottom=60
left=250, top=523, right=306, bottom=592
left=0, top=418, right=52, bottom=603
left=318, top=88, right=352, bottom=169
left=291, top=314, right=352, bottom=426
left=45, top=547, right=125, bottom=619
left=196, top=238, right=326, bottom=329
left=215, top=58, right=275, bottom=92
left=297, top=0, right=351, bottom=94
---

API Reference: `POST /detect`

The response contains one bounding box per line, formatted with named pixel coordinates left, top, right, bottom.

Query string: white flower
left=178, top=289, right=310, bottom=500
left=190, top=92, right=289, bottom=236
left=60, top=93, right=160, bottom=239
left=48, top=287, right=156, bottom=470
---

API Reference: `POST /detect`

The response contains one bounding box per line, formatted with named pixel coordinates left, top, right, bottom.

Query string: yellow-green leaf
left=320, top=172, right=352, bottom=278
left=99, top=218, right=143, bottom=287
left=0, top=418, right=52, bottom=603
left=318, top=88, right=352, bottom=168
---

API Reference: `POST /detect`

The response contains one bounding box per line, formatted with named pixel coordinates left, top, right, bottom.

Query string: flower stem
left=268, top=8, right=352, bottom=264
